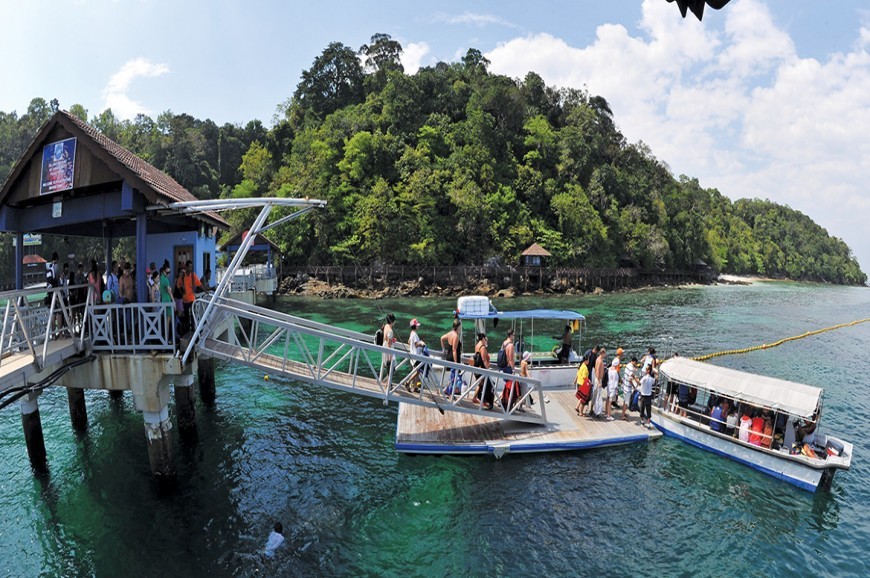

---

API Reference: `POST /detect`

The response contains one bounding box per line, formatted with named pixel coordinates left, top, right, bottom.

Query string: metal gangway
left=173, top=198, right=548, bottom=426
left=191, top=294, right=548, bottom=424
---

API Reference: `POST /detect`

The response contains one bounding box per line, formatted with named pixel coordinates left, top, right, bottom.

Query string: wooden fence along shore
left=281, top=265, right=714, bottom=292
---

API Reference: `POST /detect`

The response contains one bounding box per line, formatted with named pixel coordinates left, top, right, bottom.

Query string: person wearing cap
left=518, top=350, right=535, bottom=410
left=610, top=347, right=624, bottom=411
left=407, top=318, right=425, bottom=392
left=621, top=356, right=640, bottom=421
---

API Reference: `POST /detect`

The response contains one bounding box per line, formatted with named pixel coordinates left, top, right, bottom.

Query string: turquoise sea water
left=1, top=282, right=869, bottom=576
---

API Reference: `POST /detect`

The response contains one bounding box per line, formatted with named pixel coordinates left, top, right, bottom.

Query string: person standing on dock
left=593, top=347, right=607, bottom=418
left=621, top=356, right=639, bottom=421
left=639, top=364, right=655, bottom=428
left=105, top=260, right=119, bottom=303
left=606, top=357, right=620, bottom=421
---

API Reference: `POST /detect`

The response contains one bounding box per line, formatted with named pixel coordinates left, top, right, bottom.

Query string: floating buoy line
left=693, top=317, right=870, bottom=362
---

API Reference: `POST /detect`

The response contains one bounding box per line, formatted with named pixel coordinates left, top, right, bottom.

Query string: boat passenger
left=725, top=407, right=738, bottom=437
left=796, top=414, right=817, bottom=446
left=738, top=411, right=752, bottom=442
left=710, top=400, right=724, bottom=432
left=677, top=381, right=690, bottom=418
left=762, top=417, right=774, bottom=449
left=606, top=357, right=620, bottom=421
left=557, top=325, right=572, bottom=364
left=749, top=411, right=764, bottom=446
left=582, top=345, right=600, bottom=415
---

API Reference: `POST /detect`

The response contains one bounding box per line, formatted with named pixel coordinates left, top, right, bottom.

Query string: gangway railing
left=87, top=302, right=176, bottom=353
left=192, top=295, right=549, bottom=425
left=1, top=284, right=87, bottom=372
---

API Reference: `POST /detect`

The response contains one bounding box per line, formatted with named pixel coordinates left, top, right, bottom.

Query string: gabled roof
left=218, top=229, right=281, bottom=252
left=521, top=242, right=551, bottom=257
left=0, top=110, right=228, bottom=229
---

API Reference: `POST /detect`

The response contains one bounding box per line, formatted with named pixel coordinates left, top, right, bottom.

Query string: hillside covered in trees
left=0, top=34, right=865, bottom=285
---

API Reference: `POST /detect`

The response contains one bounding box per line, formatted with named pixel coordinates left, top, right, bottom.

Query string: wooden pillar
left=143, top=407, right=175, bottom=478
left=198, top=356, right=216, bottom=404
left=175, top=385, right=197, bottom=434
left=67, top=387, right=88, bottom=432
left=20, top=393, right=47, bottom=471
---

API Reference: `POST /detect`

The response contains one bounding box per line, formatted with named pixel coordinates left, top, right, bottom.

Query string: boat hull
left=651, top=408, right=839, bottom=492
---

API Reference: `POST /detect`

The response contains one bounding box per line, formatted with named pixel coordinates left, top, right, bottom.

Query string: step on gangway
left=171, top=198, right=547, bottom=426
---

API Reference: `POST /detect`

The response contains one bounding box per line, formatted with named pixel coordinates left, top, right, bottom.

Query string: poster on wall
left=40, top=137, right=76, bottom=195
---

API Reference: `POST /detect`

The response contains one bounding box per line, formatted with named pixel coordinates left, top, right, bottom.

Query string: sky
left=1, top=0, right=868, bottom=274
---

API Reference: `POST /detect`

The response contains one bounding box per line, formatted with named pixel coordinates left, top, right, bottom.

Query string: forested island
left=0, top=34, right=865, bottom=285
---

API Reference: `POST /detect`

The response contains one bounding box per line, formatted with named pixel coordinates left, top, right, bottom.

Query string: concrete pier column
left=175, top=385, right=197, bottom=433
left=20, top=393, right=47, bottom=470
left=143, top=407, right=175, bottom=478
left=198, top=356, right=216, bottom=405
left=66, top=387, right=88, bottom=432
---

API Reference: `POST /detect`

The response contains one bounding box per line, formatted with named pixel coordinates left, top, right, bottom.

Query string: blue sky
left=2, top=0, right=869, bottom=273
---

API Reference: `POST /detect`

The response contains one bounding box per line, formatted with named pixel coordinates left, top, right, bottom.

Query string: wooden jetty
left=395, top=389, right=661, bottom=456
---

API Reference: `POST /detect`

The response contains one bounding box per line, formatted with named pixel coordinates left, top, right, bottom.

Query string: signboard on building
left=40, top=137, right=76, bottom=195
left=23, top=233, right=42, bottom=246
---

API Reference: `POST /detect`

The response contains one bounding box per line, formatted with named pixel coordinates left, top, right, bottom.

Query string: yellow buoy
left=264, top=375, right=269, bottom=381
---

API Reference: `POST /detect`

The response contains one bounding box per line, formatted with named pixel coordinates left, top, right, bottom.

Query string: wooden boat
left=454, top=296, right=585, bottom=389
left=652, top=357, right=852, bottom=492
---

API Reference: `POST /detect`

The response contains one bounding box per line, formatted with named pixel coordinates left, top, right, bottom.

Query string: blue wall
left=146, top=230, right=216, bottom=279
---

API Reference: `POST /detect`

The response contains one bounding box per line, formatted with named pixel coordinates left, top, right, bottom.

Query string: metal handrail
left=193, top=294, right=548, bottom=424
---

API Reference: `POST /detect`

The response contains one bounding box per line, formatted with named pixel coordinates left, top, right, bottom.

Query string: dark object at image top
left=667, top=0, right=732, bottom=20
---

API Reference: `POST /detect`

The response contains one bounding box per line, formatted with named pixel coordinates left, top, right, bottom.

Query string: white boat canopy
left=659, top=357, right=822, bottom=419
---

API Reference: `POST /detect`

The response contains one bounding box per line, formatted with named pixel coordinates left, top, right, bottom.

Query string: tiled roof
left=61, top=110, right=201, bottom=207
left=521, top=242, right=551, bottom=257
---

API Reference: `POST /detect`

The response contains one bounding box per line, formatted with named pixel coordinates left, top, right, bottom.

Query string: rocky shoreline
left=277, top=273, right=726, bottom=300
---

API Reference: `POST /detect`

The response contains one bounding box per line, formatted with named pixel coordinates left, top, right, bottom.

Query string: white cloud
left=485, top=0, right=870, bottom=272
left=434, top=11, right=517, bottom=29
left=101, top=57, right=169, bottom=119
left=401, top=41, right=430, bottom=75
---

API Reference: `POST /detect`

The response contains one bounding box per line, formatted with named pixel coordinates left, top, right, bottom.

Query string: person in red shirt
left=175, top=260, right=204, bottom=335
left=749, top=412, right=764, bottom=446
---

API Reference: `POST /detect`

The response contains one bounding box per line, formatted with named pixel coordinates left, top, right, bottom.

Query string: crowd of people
left=572, top=344, right=659, bottom=428
left=43, top=253, right=210, bottom=341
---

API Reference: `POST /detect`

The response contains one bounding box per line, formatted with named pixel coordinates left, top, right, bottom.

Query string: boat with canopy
left=454, top=296, right=586, bottom=388
left=652, top=357, right=852, bottom=492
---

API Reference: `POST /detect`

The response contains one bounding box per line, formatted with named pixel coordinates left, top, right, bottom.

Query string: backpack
left=375, top=328, right=384, bottom=346
left=496, top=346, right=508, bottom=369
left=601, top=363, right=609, bottom=388
left=629, top=390, right=640, bottom=412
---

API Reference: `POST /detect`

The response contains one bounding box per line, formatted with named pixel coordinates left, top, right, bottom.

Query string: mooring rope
left=692, top=317, right=870, bottom=362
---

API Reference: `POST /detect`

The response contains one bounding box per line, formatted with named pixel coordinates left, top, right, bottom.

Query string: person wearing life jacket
left=749, top=411, right=764, bottom=446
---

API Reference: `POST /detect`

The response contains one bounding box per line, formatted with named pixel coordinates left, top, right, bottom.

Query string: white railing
left=87, top=302, right=176, bottom=353
left=192, top=295, right=548, bottom=425
left=1, top=284, right=88, bottom=371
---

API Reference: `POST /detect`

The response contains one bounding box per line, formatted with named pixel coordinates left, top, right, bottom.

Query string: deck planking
left=395, top=389, right=661, bottom=455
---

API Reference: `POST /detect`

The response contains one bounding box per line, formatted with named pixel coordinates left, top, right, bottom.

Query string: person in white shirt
left=264, top=522, right=284, bottom=557
left=407, top=318, right=425, bottom=392
left=605, top=357, right=620, bottom=421
left=639, top=364, right=656, bottom=428
left=621, top=357, right=639, bottom=421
